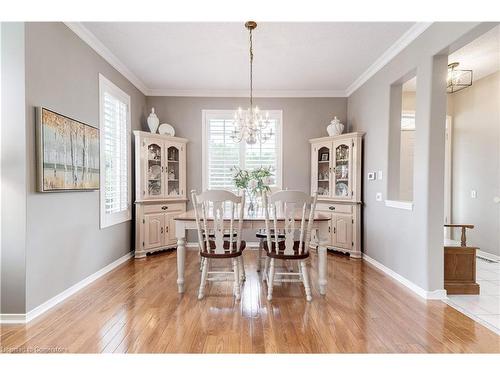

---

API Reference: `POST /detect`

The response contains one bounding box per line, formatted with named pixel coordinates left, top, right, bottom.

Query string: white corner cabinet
left=133, top=131, right=188, bottom=258
left=309, top=132, right=364, bottom=258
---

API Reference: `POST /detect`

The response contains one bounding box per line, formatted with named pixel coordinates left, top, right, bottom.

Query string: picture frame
left=36, top=107, right=100, bottom=192
left=320, top=152, right=329, bottom=161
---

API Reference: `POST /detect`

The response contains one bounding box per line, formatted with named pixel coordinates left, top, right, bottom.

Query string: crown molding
left=345, top=22, right=433, bottom=97
left=64, top=22, right=149, bottom=95
left=147, top=88, right=347, bottom=97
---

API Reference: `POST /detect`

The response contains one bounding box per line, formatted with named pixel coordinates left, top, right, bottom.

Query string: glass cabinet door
left=144, top=140, right=164, bottom=199
left=165, top=144, right=181, bottom=197
left=333, top=140, right=352, bottom=199
left=315, top=144, right=333, bottom=198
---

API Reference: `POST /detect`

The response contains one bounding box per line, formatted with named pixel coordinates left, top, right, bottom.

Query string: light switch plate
left=377, top=170, right=383, bottom=180
left=376, top=192, right=382, bottom=201
left=368, top=172, right=376, bottom=180
left=471, top=190, right=477, bottom=199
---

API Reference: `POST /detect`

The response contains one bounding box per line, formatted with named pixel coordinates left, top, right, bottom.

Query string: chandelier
left=231, top=21, right=273, bottom=145
left=447, top=62, right=473, bottom=93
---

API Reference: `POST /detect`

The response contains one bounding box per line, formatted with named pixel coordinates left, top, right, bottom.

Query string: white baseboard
left=0, top=251, right=133, bottom=324
left=0, top=314, right=26, bottom=324
left=362, top=254, right=447, bottom=300
left=477, top=250, right=500, bottom=262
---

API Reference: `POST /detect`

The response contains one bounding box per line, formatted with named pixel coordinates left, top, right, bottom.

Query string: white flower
left=248, top=180, right=258, bottom=189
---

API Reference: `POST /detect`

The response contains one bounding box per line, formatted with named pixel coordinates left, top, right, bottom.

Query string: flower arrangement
left=232, top=166, right=274, bottom=213
left=232, top=166, right=273, bottom=194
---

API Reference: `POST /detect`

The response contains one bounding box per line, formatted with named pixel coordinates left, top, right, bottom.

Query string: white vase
left=147, top=107, right=160, bottom=133
left=327, top=116, right=344, bottom=136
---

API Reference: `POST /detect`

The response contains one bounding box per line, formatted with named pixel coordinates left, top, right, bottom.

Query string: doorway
left=444, top=25, right=500, bottom=334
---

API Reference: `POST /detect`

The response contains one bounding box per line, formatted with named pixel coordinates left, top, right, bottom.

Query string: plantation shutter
left=245, top=119, right=278, bottom=185
left=103, top=92, right=128, bottom=214
left=99, top=74, right=131, bottom=228
left=207, top=118, right=240, bottom=190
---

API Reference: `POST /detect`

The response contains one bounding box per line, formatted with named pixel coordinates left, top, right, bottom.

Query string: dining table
left=174, top=209, right=331, bottom=295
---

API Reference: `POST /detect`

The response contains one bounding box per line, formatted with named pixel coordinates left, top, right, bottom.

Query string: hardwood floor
left=1, top=250, right=499, bottom=353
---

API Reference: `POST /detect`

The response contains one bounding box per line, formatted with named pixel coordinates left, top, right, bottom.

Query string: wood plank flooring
left=1, top=250, right=499, bottom=353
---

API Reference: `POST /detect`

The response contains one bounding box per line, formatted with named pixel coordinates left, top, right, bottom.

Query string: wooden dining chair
left=256, top=186, right=285, bottom=272
left=191, top=189, right=246, bottom=300
left=262, top=190, right=318, bottom=302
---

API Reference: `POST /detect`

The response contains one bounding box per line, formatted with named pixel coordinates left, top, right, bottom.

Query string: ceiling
left=76, top=22, right=422, bottom=97
left=448, top=24, right=500, bottom=82
left=402, top=25, right=499, bottom=93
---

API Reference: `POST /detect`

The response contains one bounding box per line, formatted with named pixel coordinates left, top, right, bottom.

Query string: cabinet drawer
left=316, top=203, right=352, bottom=214
left=143, top=202, right=185, bottom=214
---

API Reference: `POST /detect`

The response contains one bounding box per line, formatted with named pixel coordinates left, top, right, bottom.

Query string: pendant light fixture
left=231, top=21, right=273, bottom=145
left=447, top=62, right=473, bottom=93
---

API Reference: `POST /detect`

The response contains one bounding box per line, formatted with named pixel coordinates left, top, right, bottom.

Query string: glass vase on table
left=246, top=189, right=257, bottom=217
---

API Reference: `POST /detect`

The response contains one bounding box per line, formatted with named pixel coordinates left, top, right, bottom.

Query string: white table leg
left=176, top=236, right=186, bottom=293
left=318, top=245, right=327, bottom=295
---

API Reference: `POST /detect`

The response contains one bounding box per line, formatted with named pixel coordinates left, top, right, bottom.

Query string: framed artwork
left=320, top=152, right=329, bottom=161
left=36, top=107, right=100, bottom=192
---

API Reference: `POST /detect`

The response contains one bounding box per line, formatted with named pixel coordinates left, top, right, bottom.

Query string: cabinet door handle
left=166, top=226, right=169, bottom=233
left=161, top=206, right=168, bottom=210
left=333, top=227, right=336, bottom=234
left=161, top=227, right=164, bottom=234
left=328, top=226, right=331, bottom=233
left=329, top=206, right=335, bottom=210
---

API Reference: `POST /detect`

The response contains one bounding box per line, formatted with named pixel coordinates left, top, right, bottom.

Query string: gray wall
left=347, top=22, right=495, bottom=292
left=24, top=23, right=147, bottom=311
left=450, top=71, right=500, bottom=256
left=1, top=23, right=27, bottom=314
left=146, top=96, right=347, bottom=195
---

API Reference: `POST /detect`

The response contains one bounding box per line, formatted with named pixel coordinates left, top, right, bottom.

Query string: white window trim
left=385, top=199, right=414, bottom=211
left=99, top=73, right=132, bottom=229
left=202, top=109, right=283, bottom=191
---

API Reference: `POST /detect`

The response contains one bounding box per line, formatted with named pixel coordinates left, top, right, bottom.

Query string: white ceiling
left=77, top=22, right=421, bottom=96
left=402, top=25, right=499, bottom=93
left=448, top=24, right=500, bottom=82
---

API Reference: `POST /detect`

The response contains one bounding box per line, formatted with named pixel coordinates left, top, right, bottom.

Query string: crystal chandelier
left=231, top=21, right=273, bottom=145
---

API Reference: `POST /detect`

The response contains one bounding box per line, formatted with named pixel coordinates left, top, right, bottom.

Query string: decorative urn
left=147, top=107, right=160, bottom=133
left=327, top=116, right=344, bottom=136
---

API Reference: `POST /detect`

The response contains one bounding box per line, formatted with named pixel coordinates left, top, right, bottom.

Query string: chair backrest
left=191, top=189, right=245, bottom=254
left=262, top=190, right=318, bottom=255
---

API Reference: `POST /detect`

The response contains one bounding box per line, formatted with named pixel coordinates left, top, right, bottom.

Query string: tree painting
left=40, top=108, right=99, bottom=191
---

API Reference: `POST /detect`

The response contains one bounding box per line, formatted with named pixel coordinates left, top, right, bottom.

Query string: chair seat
left=201, top=240, right=246, bottom=258
left=263, top=240, right=309, bottom=260
left=207, top=233, right=233, bottom=241
left=255, top=229, right=286, bottom=239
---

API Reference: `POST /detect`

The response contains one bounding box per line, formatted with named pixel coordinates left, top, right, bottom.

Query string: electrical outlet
left=471, top=190, right=477, bottom=199
left=368, top=172, right=376, bottom=180
left=376, top=192, right=382, bottom=201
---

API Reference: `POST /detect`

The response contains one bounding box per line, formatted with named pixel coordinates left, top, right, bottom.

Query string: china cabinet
left=309, top=132, right=364, bottom=258
left=133, top=130, right=188, bottom=258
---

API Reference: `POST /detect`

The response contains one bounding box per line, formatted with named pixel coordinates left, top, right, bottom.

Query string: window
left=99, top=74, right=131, bottom=228
left=202, top=110, right=282, bottom=191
